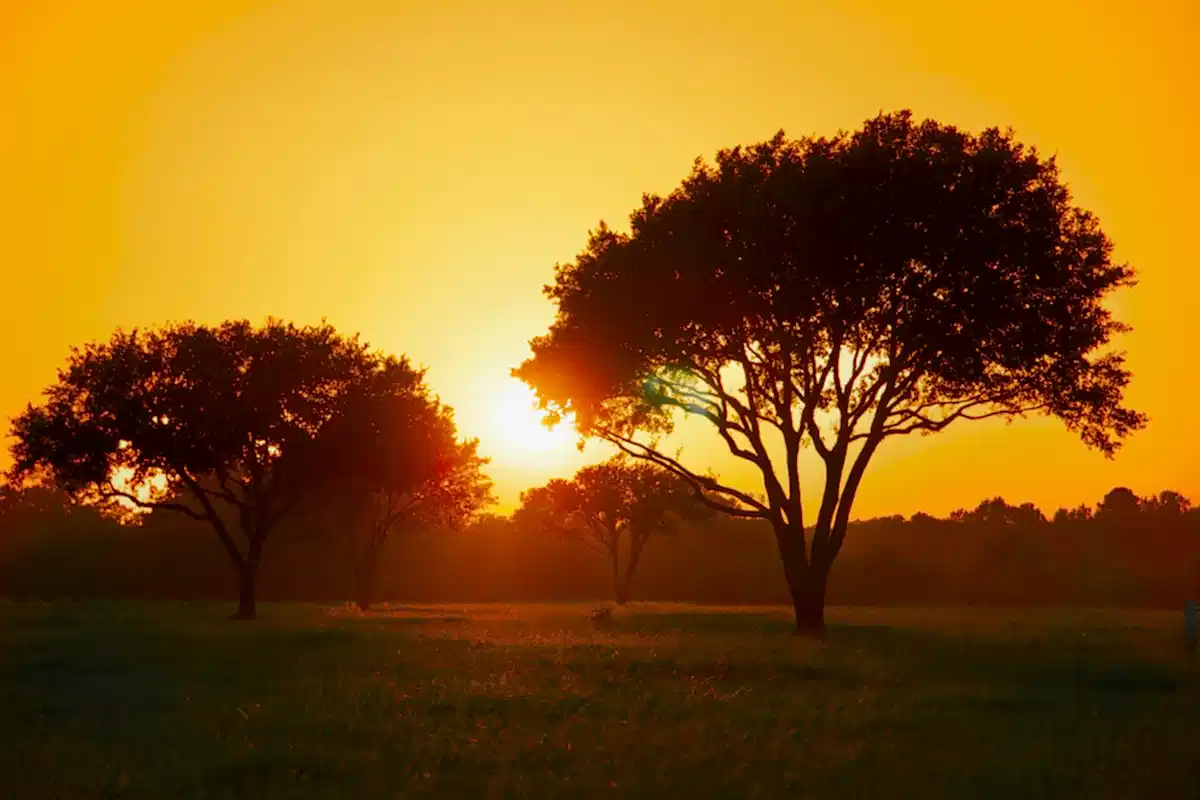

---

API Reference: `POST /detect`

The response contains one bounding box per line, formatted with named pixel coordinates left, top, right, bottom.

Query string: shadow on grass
left=334, top=614, right=470, bottom=629
left=612, top=610, right=913, bottom=640
left=613, top=610, right=795, bottom=635
left=611, top=611, right=1188, bottom=700
left=188, top=753, right=358, bottom=798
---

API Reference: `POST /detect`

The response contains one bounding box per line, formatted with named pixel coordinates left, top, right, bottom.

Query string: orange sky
left=1, top=0, right=1197, bottom=518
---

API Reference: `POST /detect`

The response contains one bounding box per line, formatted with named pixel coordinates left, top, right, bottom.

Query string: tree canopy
left=297, top=364, right=494, bottom=609
left=515, top=457, right=708, bottom=604
left=7, top=318, right=420, bottom=618
left=515, top=110, right=1146, bottom=633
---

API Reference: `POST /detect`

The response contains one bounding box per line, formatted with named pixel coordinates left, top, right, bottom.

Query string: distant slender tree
left=515, top=110, right=1145, bottom=634
left=7, top=319, right=408, bottom=619
left=515, top=458, right=709, bottom=604
left=298, top=369, right=494, bottom=610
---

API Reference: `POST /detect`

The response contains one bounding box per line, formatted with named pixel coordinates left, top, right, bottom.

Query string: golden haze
left=1, top=0, right=1196, bottom=516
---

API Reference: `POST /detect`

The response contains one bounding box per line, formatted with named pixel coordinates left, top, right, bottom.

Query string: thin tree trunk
left=354, top=525, right=390, bottom=612
left=614, top=575, right=629, bottom=606
left=233, top=562, right=258, bottom=620
left=622, top=534, right=648, bottom=608
left=231, top=534, right=265, bottom=620
left=610, top=532, right=626, bottom=605
left=355, top=557, right=377, bottom=611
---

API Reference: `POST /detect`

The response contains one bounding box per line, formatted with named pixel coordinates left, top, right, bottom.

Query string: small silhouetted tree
left=7, top=319, right=401, bottom=619
left=515, top=458, right=708, bottom=604
left=1097, top=486, right=1143, bottom=518
left=299, top=367, right=493, bottom=610
left=515, top=110, right=1145, bottom=634
left=1142, top=490, right=1191, bottom=518
left=1053, top=504, right=1095, bottom=524
left=951, top=498, right=1047, bottom=527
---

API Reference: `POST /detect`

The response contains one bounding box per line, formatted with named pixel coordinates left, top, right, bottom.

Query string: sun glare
left=109, top=466, right=168, bottom=516
left=490, top=379, right=578, bottom=460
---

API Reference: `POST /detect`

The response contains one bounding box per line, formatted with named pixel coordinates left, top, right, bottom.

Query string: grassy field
left=1, top=601, right=1197, bottom=799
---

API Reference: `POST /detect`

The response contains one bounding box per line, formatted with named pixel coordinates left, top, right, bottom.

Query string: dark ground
left=1, top=601, right=1196, bottom=798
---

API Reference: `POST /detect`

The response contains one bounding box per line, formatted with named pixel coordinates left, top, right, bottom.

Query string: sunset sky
left=1, top=0, right=1196, bottom=518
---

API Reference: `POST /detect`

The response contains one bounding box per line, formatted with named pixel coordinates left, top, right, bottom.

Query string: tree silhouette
left=1097, top=486, right=1143, bottom=518
left=7, top=319, right=398, bottom=619
left=1142, top=490, right=1192, bottom=518
left=0, top=483, right=77, bottom=522
left=1053, top=504, right=1095, bottom=524
left=514, top=457, right=708, bottom=604
left=515, top=110, right=1146, bottom=634
left=950, top=497, right=1047, bottom=527
left=298, top=365, right=493, bottom=610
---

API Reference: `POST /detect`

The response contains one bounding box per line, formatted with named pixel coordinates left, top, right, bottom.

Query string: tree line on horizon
left=2, top=110, right=1163, bottom=633
left=0, top=482, right=1194, bottom=609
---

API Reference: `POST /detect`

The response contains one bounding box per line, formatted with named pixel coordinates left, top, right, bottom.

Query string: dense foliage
left=515, top=458, right=710, bottom=604
left=517, top=110, right=1145, bottom=632
left=297, top=366, right=493, bottom=608
left=6, top=320, right=478, bottom=617
left=1, top=485, right=1194, bottom=608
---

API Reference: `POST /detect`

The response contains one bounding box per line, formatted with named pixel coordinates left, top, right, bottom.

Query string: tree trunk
left=232, top=563, right=258, bottom=620
left=231, top=534, right=265, bottom=621
left=608, top=528, right=626, bottom=605
left=790, top=566, right=828, bottom=637
left=354, top=558, right=377, bottom=612
left=354, top=526, right=391, bottom=612
left=776, top=523, right=830, bottom=637
left=620, top=536, right=647, bottom=608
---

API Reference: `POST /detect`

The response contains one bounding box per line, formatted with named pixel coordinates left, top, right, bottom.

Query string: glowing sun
left=490, top=379, right=578, bottom=459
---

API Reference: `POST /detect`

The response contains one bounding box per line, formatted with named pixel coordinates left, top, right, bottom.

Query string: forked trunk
left=790, top=567, right=829, bottom=638
left=776, top=522, right=830, bottom=637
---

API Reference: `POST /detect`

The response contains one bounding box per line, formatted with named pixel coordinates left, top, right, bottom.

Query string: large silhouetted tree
left=515, top=110, right=1146, bottom=634
left=7, top=319, right=409, bottom=619
left=299, top=368, right=494, bottom=610
left=514, top=457, right=708, bottom=604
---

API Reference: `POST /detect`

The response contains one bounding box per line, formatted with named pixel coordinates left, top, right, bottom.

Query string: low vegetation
left=2, top=602, right=1197, bottom=798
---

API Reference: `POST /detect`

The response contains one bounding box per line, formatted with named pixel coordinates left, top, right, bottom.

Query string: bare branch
left=663, top=362, right=787, bottom=511
left=98, top=484, right=208, bottom=521
left=175, top=469, right=247, bottom=569
left=776, top=343, right=804, bottom=530
left=798, top=333, right=841, bottom=460
left=599, top=429, right=772, bottom=520
left=576, top=517, right=621, bottom=556
left=733, top=348, right=788, bottom=511
left=873, top=398, right=1049, bottom=439
left=212, top=467, right=251, bottom=509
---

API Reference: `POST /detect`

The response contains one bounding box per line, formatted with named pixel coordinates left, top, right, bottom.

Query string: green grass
left=1, top=601, right=1197, bottom=798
